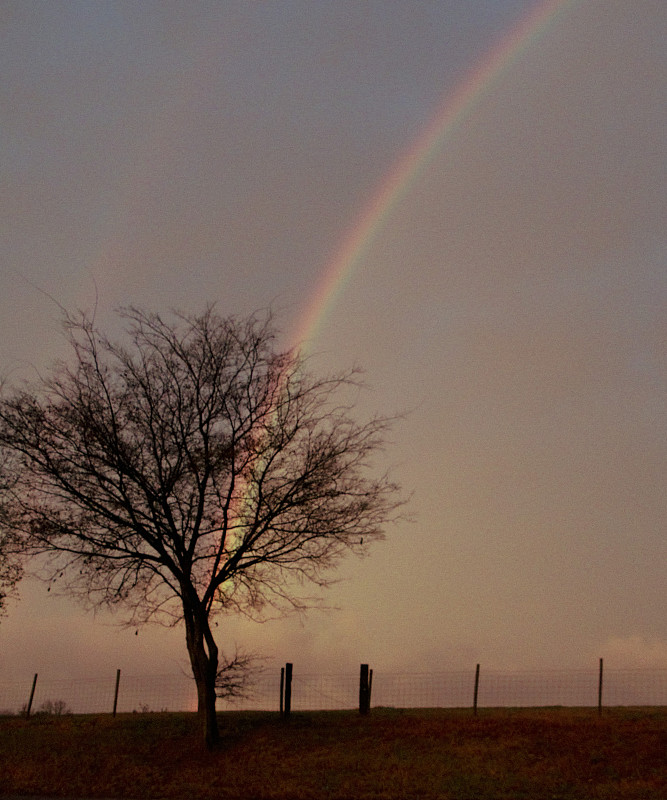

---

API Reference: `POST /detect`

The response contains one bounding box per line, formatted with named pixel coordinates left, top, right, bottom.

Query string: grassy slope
left=1, top=708, right=665, bottom=800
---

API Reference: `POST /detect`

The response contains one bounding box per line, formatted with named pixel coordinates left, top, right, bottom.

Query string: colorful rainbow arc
left=221, top=0, right=579, bottom=567
left=290, top=0, right=577, bottom=352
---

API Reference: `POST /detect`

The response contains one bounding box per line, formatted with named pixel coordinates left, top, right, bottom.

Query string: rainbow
left=290, top=0, right=578, bottom=351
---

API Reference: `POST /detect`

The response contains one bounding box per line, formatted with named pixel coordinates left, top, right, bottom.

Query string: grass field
left=1, top=707, right=665, bottom=799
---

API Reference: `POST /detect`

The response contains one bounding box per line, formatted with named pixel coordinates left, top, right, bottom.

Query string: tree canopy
left=0, top=531, right=21, bottom=620
left=0, top=454, right=22, bottom=619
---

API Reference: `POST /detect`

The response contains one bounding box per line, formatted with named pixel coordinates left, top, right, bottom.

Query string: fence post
left=112, top=669, right=121, bottom=716
left=359, top=664, right=371, bottom=715
left=279, top=667, right=285, bottom=715
left=283, top=662, right=292, bottom=717
left=25, top=673, right=38, bottom=718
left=598, top=658, right=603, bottom=716
left=473, top=664, right=480, bottom=716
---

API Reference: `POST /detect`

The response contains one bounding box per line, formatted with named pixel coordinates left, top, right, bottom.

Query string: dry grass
left=1, top=707, right=665, bottom=799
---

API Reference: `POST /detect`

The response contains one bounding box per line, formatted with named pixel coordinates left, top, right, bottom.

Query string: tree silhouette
left=0, top=307, right=403, bottom=747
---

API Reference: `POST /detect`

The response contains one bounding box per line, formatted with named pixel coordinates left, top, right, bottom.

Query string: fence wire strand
left=1, top=667, right=665, bottom=715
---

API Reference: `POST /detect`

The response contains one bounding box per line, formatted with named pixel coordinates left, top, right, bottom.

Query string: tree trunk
left=184, top=605, right=220, bottom=749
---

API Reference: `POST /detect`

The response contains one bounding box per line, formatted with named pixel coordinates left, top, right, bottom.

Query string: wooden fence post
left=473, top=664, right=480, bottom=716
left=279, top=667, right=285, bottom=715
left=359, top=664, right=371, bottom=715
left=283, top=663, right=292, bottom=717
left=25, top=673, right=38, bottom=718
left=598, top=658, right=603, bottom=716
left=112, top=669, right=121, bottom=716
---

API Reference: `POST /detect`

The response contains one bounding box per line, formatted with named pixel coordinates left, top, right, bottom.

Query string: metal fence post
left=25, top=673, right=38, bottom=718
left=359, top=664, right=371, bottom=715
left=283, top=663, right=292, bottom=717
left=112, top=669, right=121, bottom=716
left=473, top=664, right=480, bottom=716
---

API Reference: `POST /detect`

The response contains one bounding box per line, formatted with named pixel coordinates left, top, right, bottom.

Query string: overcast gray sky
left=1, top=0, right=665, bottom=683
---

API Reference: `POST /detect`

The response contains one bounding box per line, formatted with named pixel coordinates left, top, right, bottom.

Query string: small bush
left=37, top=699, right=72, bottom=716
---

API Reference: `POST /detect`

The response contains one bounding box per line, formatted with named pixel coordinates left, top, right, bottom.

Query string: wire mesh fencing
left=603, top=668, right=667, bottom=706
left=1, top=665, right=666, bottom=716
left=0, top=672, right=197, bottom=716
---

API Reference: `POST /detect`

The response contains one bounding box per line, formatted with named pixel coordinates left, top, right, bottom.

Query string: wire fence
left=0, top=673, right=197, bottom=716
left=1, top=665, right=666, bottom=717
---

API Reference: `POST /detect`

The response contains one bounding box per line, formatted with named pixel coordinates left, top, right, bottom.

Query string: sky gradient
left=1, top=0, right=666, bottom=683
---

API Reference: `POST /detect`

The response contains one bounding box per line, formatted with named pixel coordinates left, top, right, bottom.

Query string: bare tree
left=215, top=648, right=265, bottom=704
left=0, top=307, right=404, bottom=747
